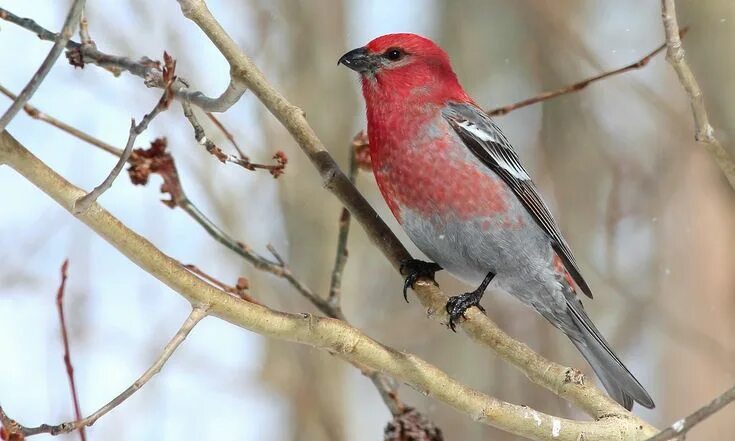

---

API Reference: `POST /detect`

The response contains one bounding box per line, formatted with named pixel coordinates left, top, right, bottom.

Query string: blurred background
left=1, top=0, right=734, bottom=440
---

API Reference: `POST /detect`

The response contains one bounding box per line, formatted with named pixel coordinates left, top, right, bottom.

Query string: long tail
left=565, top=296, right=655, bottom=410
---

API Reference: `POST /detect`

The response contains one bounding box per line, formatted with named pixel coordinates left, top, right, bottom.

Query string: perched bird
left=339, top=33, right=654, bottom=410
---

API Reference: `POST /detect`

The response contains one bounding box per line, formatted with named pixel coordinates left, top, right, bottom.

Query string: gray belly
left=399, top=203, right=560, bottom=302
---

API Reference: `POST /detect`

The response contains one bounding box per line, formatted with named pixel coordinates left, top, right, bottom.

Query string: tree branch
left=0, top=306, right=207, bottom=438
left=487, top=27, right=687, bottom=116
left=0, top=130, right=656, bottom=441
left=0, top=0, right=85, bottom=131
left=173, top=0, right=651, bottom=425
left=660, top=0, right=735, bottom=189
left=0, top=7, right=246, bottom=113
left=327, top=135, right=359, bottom=311
left=54, top=259, right=86, bottom=441
left=73, top=57, right=175, bottom=213
left=0, top=83, right=123, bottom=156
left=646, top=384, right=735, bottom=441
left=181, top=100, right=286, bottom=177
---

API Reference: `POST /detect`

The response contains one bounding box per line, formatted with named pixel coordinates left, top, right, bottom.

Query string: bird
left=338, top=33, right=654, bottom=410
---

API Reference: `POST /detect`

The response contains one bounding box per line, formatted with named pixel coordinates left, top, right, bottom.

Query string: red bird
left=339, top=33, right=654, bottom=410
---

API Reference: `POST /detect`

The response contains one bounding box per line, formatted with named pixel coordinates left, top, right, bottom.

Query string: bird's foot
left=446, top=289, right=486, bottom=332
left=400, top=259, right=442, bottom=303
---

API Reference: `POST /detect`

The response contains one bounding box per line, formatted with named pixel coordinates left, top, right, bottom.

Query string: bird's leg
left=446, top=271, right=495, bottom=331
left=400, top=258, right=442, bottom=303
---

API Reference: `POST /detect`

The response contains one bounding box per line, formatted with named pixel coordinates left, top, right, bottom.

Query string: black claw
left=400, top=259, right=442, bottom=303
left=446, top=289, right=486, bottom=332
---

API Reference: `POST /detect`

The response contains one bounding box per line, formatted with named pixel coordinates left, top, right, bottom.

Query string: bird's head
left=338, top=33, right=468, bottom=104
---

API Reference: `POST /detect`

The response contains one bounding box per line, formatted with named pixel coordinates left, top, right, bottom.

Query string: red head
left=338, top=33, right=470, bottom=106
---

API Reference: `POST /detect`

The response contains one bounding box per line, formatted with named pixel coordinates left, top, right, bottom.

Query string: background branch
left=646, top=384, right=735, bottom=441
left=54, top=259, right=86, bottom=441
left=487, top=27, right=687, bottom=116
left=661, top=0, right=735, bottom=189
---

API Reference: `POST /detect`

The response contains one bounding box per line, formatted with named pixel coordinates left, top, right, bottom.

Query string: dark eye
left=384, top=48, right=404, bottom=61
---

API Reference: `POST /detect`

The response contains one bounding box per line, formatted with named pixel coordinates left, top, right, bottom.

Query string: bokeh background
left=1, top=1, right=734, bottom=440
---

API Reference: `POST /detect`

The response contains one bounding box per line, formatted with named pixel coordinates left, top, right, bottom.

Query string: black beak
left=338, top=47, right=377, bottom=74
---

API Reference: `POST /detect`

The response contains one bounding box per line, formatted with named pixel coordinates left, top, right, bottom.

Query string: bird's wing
left=442, top=101, right=592, bottom=298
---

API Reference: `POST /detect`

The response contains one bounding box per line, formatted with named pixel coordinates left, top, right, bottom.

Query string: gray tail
left=565, top=297, right=655, bottom=410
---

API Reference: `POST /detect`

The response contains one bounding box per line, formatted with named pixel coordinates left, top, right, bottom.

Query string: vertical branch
left=661, top=0, right=735, bottom=189
left=0, top=0, right=86, bottom=131
left=55, top=259, right=86, bottom=441
left=327, top=138, right=359, bottom=310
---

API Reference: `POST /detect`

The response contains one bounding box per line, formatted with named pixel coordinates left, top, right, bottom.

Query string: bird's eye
left=384, top=48, right=404, bottom=61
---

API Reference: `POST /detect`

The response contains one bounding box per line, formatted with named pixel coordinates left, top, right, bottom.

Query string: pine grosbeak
left=339, top=33, right=654, bottom=410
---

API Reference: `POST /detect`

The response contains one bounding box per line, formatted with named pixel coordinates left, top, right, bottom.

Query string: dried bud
left=270, top=150, right=288, bottom=178
left=384, top=408, right=443, bottom=441
left=65, top=47, right=84, bottom=68
left=127, top=138, right=184, bottom=208
left=236, top=277, right=249, bottom=291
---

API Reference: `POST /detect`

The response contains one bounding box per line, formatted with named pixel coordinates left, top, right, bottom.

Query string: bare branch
left=54, top=259, right=86, bottom=441
left=73, top=55, right=176, bottom=213
left=181, top=101, right=286, bottom=177
left=72, top=119, right=137, bottom=213
left=0, top=7, right=245, bottom=113
left=0, top=306, right=207, bottom=438
left=646, top=384, right=735, bottom=441
left=77, top=9, right=92, bottom=46
left=205, top=112, right=247, bottom=158
left=0, top=83, right=123, bottom=156
left=182, top=263, right=258, bottom=304
left=0, top=131, right=658, bottom=440
left=661, top=0, right=735, bottom=189
left=487, top=28, right=688, bottom=116
left=0, top=0, right=85, bottom=131
left=328, top=135, right=360, bottom=310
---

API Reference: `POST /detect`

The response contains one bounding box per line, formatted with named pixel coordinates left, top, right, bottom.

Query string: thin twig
left=73, top=53, right=177, bottom=213
left=0, top=0, right=85, bottom=131
left=660, top=0, right=735, bottom=189
left=369, top=372, right=403, bottom=416
left=0, top=83, right=123, bottom=156
left=54, top=259, right=86, bottom=441
left=78, top=9, right=92, bottom=46
left=327, top=136, right=359, bottom=310
left=646, top=384, right=735, bottom=441
left=487, top=27, right=688, bottom=116
left=0, top=7, right=245, bottom=113
left=205, top=112, right=246, bottom=158
left=182, top=263, right=258, bottom=304
left=0, top=307, right=208, bottom=438
left=182, top=101, right=286, bottom=177
left=72, top=119, right=137, bottom=213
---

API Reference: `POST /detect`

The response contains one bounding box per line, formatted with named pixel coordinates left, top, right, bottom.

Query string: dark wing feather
left=442, top=102, right=593, bottom=298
